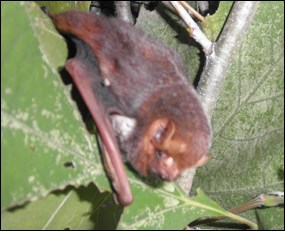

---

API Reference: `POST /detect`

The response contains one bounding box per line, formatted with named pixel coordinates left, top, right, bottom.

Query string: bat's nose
left=149, top=152, right=181, bottom=181
left=159, top=168, right=180, bottom=181
left=150, top=156, right=180, bottom=181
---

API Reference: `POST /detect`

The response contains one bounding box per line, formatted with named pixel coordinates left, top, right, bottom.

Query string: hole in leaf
left=64, top=161, right=76, bottom=170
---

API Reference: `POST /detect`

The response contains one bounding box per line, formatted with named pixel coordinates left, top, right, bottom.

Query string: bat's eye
left=155, top=150, right=164, bottom=159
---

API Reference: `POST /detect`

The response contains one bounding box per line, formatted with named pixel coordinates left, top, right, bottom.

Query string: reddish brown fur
left=51, top=11, right=211, bottom=203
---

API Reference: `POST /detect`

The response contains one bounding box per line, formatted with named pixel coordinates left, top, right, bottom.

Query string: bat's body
left=51, top=12, right=211, bottom=205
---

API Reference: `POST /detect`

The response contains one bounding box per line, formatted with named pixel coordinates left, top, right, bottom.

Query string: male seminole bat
left=51, top=11, right=211, bottom=205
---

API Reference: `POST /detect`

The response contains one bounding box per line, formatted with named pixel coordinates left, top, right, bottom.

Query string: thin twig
left=179, top=1, right=205, bottom=22
left=170, top=1, right=213, bottom=55
left=114, top=1, right=134, bottom=24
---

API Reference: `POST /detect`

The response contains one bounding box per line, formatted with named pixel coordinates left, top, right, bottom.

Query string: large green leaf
left=36, top=1, right=90, bottom=14
left=1, top=181, right=256, bottom=230
left=1, top=184, right=121, bottom=230
left=119, top=182, right=256, bottom=229
left=191, top=1, right=284, bottom=229
left=1, top=1, right=110, bottom=209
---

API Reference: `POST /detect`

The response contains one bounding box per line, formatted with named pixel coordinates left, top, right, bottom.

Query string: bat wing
left=65, top=58, right=132, bottom=205
left=51, top=11, right=133, bottom=205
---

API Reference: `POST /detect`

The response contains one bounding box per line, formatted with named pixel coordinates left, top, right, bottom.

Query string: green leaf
left=36, top=1, right=90, bottom=14
left=119, top=184, right=256, bottom=229
left=191, top=1, right=284, bottom=230
left=202, top=2, right=233, bottom=41
left=1, top=1, right=109, bottom=209
left=1, top=184, right=122, bottom=230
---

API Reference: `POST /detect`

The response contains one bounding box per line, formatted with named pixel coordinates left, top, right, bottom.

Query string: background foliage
left=1, top=1, right=283, bottom=230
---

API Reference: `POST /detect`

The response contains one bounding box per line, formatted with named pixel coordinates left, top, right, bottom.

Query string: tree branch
left=114, top=1, right=134, bottom=24
left=197, top=1, right=260, bottom=117
left=177, top=1, right=260, bottom=194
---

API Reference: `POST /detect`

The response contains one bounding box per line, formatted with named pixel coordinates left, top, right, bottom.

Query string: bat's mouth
left=149, top=152, right=180, bottom=181
left=151, top=167, right=180, bottom=181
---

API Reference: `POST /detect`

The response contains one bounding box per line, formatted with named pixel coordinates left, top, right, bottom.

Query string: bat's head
left=136, top=117, right=210, bottom=181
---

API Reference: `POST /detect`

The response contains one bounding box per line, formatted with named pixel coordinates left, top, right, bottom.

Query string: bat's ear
left=147, top=118, right=174, bottom=148
left=146, top=118, right=187, bottom=155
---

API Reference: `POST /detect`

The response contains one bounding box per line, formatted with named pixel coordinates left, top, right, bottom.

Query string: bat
left=51, top=11, right=211, bottom=205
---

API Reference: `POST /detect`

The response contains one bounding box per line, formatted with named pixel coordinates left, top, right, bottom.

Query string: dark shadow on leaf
left=75, top=183, right=123, bottom=230
left=57, top=34, right=90, bottom=123
left=189, top=219, right=249, bottom=230
left=278, top=168, right=284, bottom=181
left=51, top=184, right=123, bottom=230
left=255, top=209, right=264, bottom=230
left=155, top=2, right=205, bottom=88
left=5, top=201, right=30, bottom=213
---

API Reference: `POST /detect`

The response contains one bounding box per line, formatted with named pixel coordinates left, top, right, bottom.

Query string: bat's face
left=148, top=150, right=180, bottom=181
left=134, top=117, right=210, bottom=181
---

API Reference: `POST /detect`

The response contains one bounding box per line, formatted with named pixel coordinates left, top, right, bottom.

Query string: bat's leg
left=65, top=58, right=133, bottom=205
